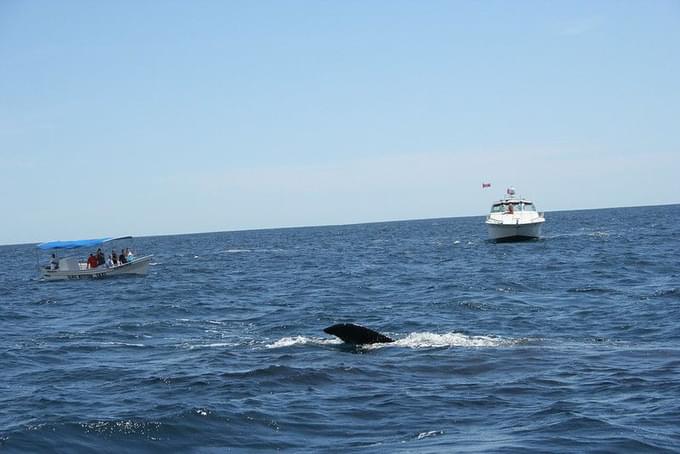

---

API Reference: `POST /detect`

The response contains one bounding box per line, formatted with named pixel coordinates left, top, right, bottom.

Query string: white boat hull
left=485, top=190, right=545, bottom=242
left=41, top=255, right=153, bottom=281
left=486, top=221, right=543, bottom=242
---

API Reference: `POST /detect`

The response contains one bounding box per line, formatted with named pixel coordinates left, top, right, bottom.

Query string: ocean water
left=1, top=204, right=679, bottom=452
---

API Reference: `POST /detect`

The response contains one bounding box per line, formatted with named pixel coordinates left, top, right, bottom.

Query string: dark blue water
left=2, top=205, right=679, bottom=452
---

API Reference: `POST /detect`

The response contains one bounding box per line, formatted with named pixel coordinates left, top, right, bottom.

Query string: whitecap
left=101, top=341, right=145, bottom=348
left=186, top=342, right=236, bottom=350
left=366, top=332, right=519, bottom=349
left=590, top=231, right=610, bottom=238
left=266, top=336, right=342, bottom=349
left=417, top=430, right=444, bottom=440
left=267, top=332, right=523, bottom=350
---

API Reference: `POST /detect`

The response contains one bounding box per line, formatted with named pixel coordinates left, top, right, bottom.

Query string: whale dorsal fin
left=323, top=323, right=394, bottom=345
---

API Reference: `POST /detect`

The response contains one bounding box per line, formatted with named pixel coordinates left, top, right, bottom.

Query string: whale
left=323, top=323, right=394, bottom=345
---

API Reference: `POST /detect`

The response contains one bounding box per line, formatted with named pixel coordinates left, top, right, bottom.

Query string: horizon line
left=3, top=201, right=677, bottom=248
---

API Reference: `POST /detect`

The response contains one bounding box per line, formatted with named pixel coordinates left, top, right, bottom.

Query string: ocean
left=1, top=204, right=679, bottom=452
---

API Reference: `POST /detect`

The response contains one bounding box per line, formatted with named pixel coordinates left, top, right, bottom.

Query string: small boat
left=37, top=236, right=153, bottom=281
left=485, top=188, right=545, bottom=242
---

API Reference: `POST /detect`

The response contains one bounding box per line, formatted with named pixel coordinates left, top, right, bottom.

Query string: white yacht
left=485, top=188, right=545, bottom=242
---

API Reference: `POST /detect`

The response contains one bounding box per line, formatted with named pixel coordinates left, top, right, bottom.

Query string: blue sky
left=1, top=1, right=679, bottom=245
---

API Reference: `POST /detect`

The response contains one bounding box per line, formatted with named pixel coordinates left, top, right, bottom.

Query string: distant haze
left=1, top=1, right=679, bottom=245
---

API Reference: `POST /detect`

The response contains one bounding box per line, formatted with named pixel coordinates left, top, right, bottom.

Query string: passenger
left=125, top=247, right=135, bottom=262
left=507, top=203, right=514, bottom=214
left=112, top=250, right=118, bottom=266
left=87, top=253, right=98, bottom=269
left=50, top=253, right=59, bottom=270
left=106, top=255, right=114, bottom=268
left=96, top=248, right=105, bottom=267
left=119, top=250, right=128, bottom=265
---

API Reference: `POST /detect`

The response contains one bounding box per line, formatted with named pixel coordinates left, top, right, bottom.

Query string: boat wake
left=543, top=230, right=612, bottom=241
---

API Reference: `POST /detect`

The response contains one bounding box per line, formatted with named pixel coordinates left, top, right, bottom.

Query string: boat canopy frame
left=37, top=236, right=133, bottom=251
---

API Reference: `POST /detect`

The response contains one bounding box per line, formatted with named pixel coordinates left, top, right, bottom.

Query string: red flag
left=482, top=183, right=491, bottom=188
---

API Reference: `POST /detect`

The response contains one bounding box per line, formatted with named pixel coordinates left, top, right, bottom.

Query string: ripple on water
left=1, top=205, right=679, bottom=452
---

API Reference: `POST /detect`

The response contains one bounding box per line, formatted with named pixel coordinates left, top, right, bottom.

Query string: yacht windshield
left=523, top=203, right=536, bottom=211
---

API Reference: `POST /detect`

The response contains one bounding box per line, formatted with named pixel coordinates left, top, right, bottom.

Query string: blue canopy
left=37, top=236, right=132, bottom=250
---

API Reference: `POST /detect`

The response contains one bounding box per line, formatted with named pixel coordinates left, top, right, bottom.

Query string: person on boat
left=119, top=250, right=128, bottom=265
left=50, top=253, right=59, bottom=270
left=87, top=253, right=98, bottom=269
left=112, top=250, right=118, bottom=266
left=507, top=203, right=514, bottom=214
left=125, top=248, right=135, bottom=262
left=96, top=248, right=105, bottom=267
left=106, top=255, right=114, bottom=268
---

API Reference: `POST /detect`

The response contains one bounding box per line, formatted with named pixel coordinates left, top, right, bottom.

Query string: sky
left=1, top=0, right=679, bottom=245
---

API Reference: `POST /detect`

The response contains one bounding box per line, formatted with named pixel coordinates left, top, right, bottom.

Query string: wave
left=100, top=341, right=146, bottom=348
left=266, top=336, right=342, bottom=349
left=651, top=288, right=680, bottom=298
left=183, top=342, right=239, bottom=350
left=568, top=287, right=618, bottom=294
left=387, top=332, right=521, bottom=349
left=416, top=430, right=444, bottom=440
left=223, top=248, right=287, bottom=254
left=266, top=332, right=526, bottom=349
